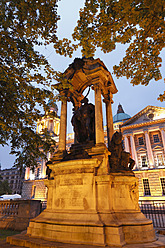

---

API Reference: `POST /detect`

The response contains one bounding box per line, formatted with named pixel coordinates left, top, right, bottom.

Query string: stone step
left=5, top=233, right=165, bottom=248
left=0, top=239, right=23, bottom=247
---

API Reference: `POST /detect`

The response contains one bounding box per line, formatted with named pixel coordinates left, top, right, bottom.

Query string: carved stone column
left=160, top=128, right=165, bottom=153
left=104, top=93, right=114, bottom=149
left=124, top=135, right=130, bottom=153
left=144, top=131, right=154, bottom=167
left=130, top=134, right=138, bottom=169
left=93, top=85, right=104, bottom=144
left=58, top=100, right=67, bottom=151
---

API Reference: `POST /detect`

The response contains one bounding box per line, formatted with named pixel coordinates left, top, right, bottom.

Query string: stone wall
left=21, top=179, right=47, bottom=201
left=134, top=168, right=165, bottom=200
left=0, top=200, right=41, bottom=231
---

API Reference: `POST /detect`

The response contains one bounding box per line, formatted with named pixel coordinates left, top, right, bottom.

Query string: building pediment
left=122, top=106, right=165, bottom=129
left=152, top=145, right=163, bottom=151
left=137, top=147, right=147, bottom=152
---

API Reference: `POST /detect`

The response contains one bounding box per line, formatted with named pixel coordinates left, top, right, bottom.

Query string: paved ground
left=0, top=231, right=165, bottom=248
left=0, top=240, right=22, bottom=247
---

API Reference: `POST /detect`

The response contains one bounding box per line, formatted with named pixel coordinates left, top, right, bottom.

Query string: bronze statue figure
left=71, top=97, right=95, bottom=144
left=109, top=131, right=135, bottom=172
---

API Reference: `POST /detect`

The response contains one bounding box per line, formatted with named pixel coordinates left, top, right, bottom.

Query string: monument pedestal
left=25, top=158, right=156, bottom=247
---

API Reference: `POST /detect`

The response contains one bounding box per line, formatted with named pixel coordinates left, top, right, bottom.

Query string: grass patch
left=0, top=229, right=20, bottom=240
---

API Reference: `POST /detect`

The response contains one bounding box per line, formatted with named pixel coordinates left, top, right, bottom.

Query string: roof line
left=122, top=105, right=165, bottom=127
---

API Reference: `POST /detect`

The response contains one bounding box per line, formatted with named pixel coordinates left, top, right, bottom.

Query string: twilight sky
left=0, top=0, right=165, bottom=169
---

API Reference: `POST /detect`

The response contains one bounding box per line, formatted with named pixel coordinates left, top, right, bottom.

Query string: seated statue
left=109, top=131, right=135, bottom=172
left=71, top=97, right=95, bottom=144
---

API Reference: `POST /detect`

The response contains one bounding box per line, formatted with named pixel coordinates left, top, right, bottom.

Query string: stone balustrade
left=0, top=201, right=19, bottom=216
left=0, top=199, right=41, bottom=231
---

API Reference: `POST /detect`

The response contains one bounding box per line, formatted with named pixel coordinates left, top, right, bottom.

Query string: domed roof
left=47, top=99, right=58, bottom=113
left=113, top=103, right=131, bottom=123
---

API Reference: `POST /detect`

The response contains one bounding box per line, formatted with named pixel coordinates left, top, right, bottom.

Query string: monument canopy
left=57, top=57, right=118, bottom=108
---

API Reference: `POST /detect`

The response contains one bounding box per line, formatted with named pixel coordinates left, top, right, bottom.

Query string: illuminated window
left=138, top=136, right=144, bottom=145
left=141, top=156, right=148, bottom=167
left=36, top=168, right=40, bottom=179
left=45, top=186, right=48, bottom=198
left=32, top=185, right=36, bottom=198
left=153, top=134, right=160, bottom=143
left=157, top=153, right=164, bottom=166
left=49, top=120, right=53, bottom=132
left=143, top=179, right=151, bottom=196
left=160, top=178, right=165, bottom=195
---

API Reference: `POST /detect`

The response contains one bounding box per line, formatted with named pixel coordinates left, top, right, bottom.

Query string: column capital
left=103, top=93, right=113, bottom=104
left=123, top=134, right=129, bottom=138
left=59, top=89, right=72, bottom=103
left=91, top=83, right=100, bottom=91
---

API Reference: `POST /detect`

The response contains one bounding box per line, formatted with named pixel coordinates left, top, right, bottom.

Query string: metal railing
left=41, top=200, right=47, bottom=211
left=139, top=200, right=165, bottom=228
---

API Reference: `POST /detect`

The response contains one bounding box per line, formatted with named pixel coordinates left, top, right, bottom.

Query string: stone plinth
left=24, top=158, right=156, bottom=247
left=6, top=232, right=165, bottom=248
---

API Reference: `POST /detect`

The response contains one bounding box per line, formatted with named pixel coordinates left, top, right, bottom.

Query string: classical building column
left=160, top=128, right=165, bottom=153
left=130, top=134, right=138, bottom=169
left=144, top=131, right=154, bottom=167
left=25, top=167, right=30, bottom=180
left=104, top=93, right=114, bottom=148
left=93, top=85, right=104, bottom=144
left=124, top=135, right=130, bottom=153
left=58, top=100, right=67, bottom=151
left=41, top=159, right=47, bottom=178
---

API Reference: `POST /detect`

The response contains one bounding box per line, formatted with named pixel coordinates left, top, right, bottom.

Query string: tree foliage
left=0, top=176, right=12, bottom=195
left=0, top=0, right=74, bottom=169
left=1, top=0, right=165, bottom=169
left=73, top=0, right=165, bottom=93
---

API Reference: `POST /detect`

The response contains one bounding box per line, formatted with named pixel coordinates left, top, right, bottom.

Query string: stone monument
left=7, top=58, right=164, bottom=247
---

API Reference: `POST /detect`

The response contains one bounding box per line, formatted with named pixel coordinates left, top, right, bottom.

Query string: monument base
left=24, top=158, right=157, bottom=247
left=7, top=158, right=165, bottom=247
left=26, top=211, right=155, bottom=247
left=6, top=232, right=165, bottom=248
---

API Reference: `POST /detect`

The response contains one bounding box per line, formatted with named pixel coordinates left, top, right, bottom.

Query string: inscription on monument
left=60, top=178, right=83, bottom=186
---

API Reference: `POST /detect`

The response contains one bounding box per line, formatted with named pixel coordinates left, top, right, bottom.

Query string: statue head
left=81, top=97, right=88, bottom=105
left=111, top=131, right=122, bottom=145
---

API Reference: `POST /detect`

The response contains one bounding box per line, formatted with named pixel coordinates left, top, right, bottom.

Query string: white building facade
left=121, top=106, right=165, bottom=201
left=22, top=104, right=165, bottom=203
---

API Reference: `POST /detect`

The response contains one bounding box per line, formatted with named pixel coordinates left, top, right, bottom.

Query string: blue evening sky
left=0, top=0, right=164, bottom=169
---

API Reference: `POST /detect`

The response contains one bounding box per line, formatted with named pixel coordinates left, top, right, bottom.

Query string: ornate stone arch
left=57, top=57, right=118, bottom=152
